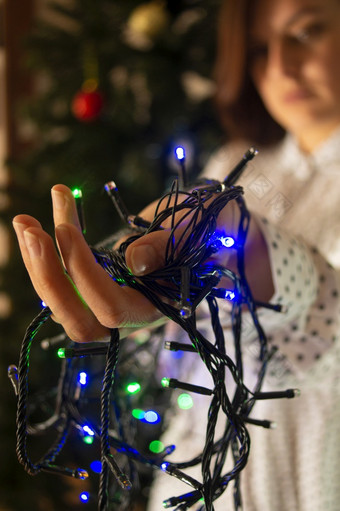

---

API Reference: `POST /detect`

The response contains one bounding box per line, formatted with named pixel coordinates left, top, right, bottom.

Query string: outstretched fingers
left=51, top=184, right=83, bottom=231
left=12, top=216, right=109, bottom=342
left=12, top=184, right=191, bottom=343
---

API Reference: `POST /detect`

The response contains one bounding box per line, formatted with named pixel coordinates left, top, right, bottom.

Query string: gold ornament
left=127, top=1, right=170, bottom=40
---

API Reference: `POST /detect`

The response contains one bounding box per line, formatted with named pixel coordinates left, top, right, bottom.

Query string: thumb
left=125, top=230, right=171, bottom=276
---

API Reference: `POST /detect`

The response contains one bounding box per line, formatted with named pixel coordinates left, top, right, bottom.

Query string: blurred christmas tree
left=1, top=1, right=223, bottom=510
left=9, top=0, right=223, bottom=241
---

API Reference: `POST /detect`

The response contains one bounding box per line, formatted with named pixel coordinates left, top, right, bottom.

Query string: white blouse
left=147, top=130, right=340, bottom=511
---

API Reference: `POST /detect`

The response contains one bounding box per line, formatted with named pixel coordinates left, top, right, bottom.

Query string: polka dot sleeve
left=254, top=215, right=340, bottom=375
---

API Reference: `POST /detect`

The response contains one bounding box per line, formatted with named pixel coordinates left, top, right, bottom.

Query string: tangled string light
left=9, top=147, right=299, bottom=511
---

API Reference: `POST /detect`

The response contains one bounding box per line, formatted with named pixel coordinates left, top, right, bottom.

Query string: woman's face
left=249, top=0, right=340, bottom=149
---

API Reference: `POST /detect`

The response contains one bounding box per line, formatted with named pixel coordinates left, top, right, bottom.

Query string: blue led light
left=90, top=460, right=102, bottom=473
left=78, top=372, right=88, bottom=386
left=143, top=410, right=161, bottom=424
left=175, top=146, right=185, bottom=160
left=79, top=492, right=90, bottom=503
left=82, top=425, right=95, bottom=436
left=41, top=300, right=47, bottom=308
left=219, top=236, right=235, bottom=248
left=163, top=444, right=176, bottom=455
left=209, top=232, right=235, bottom=252
left=225, top=290, right=236, bottom=300
left=161, top=462, right=169, bottom=471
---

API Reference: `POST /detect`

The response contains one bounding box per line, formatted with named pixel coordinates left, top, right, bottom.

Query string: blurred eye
left=294, top=22, right=328, bottom=43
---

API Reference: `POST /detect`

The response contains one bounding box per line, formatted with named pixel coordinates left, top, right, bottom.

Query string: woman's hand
left=12, top=184, right=274, bottom=343
left=12, top=184, right=166, bottom=342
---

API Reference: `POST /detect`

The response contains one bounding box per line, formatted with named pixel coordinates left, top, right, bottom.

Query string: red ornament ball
left=71, top=89, right=104, bottom=122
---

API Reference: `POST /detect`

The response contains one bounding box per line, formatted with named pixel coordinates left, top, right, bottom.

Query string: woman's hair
left=214, top=0, right=285, bottom=145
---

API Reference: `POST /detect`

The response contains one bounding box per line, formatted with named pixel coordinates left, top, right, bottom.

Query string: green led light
left=149, top=440, right=164, bottom=454
left=161, top=377, right=170, bottom=388
left=126, top=382, right=141, bottom=395
left=57, top=348, right=66, bottom=359
left=177, top=393, right=193, bottom=410
left=72, top=188, right=82, bottom=199
left=132, top=409, right=145, bottom=420
left=115, top=276, right=126, bottom=285
left=83, top=435, right=94, bottom=445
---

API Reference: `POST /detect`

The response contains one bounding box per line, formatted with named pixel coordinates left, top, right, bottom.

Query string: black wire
left=98, top=328, right=121, bottom=511
left=12, top=172, right=287, bottom=511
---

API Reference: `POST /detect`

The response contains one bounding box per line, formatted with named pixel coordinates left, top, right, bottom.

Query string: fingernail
left=56, top=225, right=72, bottom=254
left=52, top=189, right=66, bottom=210
left=24, top=230, right=42, bottom=258
left=13, top=221, right=26, bottom=245
left=130, top=245, right=158, bottom=276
